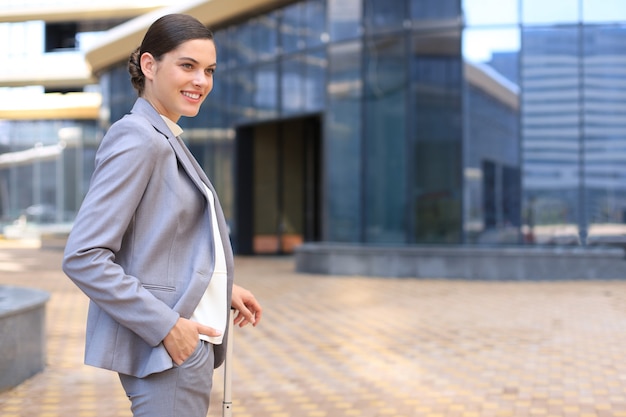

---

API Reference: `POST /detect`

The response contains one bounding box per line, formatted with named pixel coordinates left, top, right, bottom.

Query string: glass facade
left=92, top=0, right=626, bottom=253
left=0, top=15, right=121, bottom=232
left=0, top=119, right=98, bottom=226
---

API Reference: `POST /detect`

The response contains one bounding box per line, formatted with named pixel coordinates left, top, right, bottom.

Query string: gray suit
left=63, top=97, right=234, bottom=379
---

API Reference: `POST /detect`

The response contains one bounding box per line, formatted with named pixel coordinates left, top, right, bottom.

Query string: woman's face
left=141, top=38, right=216, bottom=122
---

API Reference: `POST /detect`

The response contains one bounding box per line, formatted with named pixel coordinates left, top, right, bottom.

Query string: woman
left=62, top=13, right=262, bottom=417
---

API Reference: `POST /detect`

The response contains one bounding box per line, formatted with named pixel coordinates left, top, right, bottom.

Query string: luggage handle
left=222, top=308, right=235, bottom=417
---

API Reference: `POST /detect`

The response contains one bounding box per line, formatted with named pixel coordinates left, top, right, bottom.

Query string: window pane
left=253, top=13, right=278, bottom=61
left=281, top=0, right=326, bottom=53
left=412, top=0, right=460, bottom=22
left=256, top=62, right=278, bottom=120
left=304, top=48, right=327, bottom=112
left=281, top=3, right=305, bottom=53
left=280, top=50, right=327, bottom=115
left=328, top=0, right=361, bottom=41
left=522, top=0, right=579, bottom=24
left=522, top=27, right=581, bottom=244
left=411, top=29, right=463, bottom=243
left=216, top=28, right=235, bottom=69
left=463, top=28, right=521, bottom=244
left=364, top=35, right=407, bottom=243
left=232, top=69, right=256, bottom=124
left=233, top=25, right=255, bottom=65
left=462, top=0, right=518, bottom=26
left=363, top=0, right=406, bottom=34
left=281, top=57, right=303, bottom=115
left=325, top=42, right=362, bottom=242
left=304, top=0, right=326, bottom=48
left=583, top=26, right=626, bottom=244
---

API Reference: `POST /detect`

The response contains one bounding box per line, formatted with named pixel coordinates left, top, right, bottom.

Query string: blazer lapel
left=129, top=98, right=209, bottom=196
left=168, top=135, right=209, bottom=192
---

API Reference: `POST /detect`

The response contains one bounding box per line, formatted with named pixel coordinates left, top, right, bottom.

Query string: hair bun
left=128, top=47, right=145, bottom=94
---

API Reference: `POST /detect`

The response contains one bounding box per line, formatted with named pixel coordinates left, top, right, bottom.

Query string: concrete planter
left=295, top=243, right=626, bottom=280
left=0, top=285, right=50, bottom=392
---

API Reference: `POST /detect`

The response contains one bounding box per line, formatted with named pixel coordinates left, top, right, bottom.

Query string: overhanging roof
left=0, top=92, right=101, bottom=120
left=0, top=1, right=181, bottom=24
left=86, top=0, right=291, bottom=74
left=0, top=52, right=95, bottom=88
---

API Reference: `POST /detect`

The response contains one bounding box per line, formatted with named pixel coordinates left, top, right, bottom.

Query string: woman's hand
left=231, top=284, right=262, bottom=327
left=163, top=317, right=221, bottom=365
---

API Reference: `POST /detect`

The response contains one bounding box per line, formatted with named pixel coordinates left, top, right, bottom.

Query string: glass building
left=2, top=0, right=626, bottom=255
left=0, top=1, right=178, bottom=232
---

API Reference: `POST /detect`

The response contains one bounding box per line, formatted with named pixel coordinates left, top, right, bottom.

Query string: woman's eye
left=182, top=63, right=193, bottom=69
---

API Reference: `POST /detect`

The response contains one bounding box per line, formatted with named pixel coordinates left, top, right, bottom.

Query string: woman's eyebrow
left=178, top=56, right=217, bottom=67
left=178, top=56, right=200, bottom=64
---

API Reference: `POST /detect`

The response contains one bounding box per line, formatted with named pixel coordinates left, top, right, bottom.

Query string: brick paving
left=2, top=242, right=626, bottom=416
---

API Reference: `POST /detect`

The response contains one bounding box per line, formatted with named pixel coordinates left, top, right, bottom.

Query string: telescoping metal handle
left=222, top=308, right=235, bottom=417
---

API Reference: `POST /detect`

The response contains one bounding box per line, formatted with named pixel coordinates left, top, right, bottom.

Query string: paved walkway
left=3, top=243, right=626, bottom=416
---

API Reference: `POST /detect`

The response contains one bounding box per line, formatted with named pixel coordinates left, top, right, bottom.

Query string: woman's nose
left=194, top=71, right=209, bottom=87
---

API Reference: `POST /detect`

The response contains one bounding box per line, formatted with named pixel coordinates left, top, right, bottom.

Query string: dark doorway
left=235, top=115, right=321, bottom=255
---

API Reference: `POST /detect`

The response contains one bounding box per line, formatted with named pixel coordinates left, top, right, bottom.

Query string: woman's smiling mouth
left=182, top=91, right=201, bottom=100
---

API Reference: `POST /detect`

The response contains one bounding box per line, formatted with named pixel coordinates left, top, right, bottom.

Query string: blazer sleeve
left=62, top=117, right=179, bottom=347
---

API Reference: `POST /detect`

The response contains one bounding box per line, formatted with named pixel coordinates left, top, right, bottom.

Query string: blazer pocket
left=142, top=284, right=176, bottom=292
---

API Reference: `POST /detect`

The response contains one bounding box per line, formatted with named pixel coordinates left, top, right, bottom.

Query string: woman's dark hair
left=128, top=14, right=214, bottom=95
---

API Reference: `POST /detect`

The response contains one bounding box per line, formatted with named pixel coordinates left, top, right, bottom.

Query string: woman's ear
left=140, top=52, right=157, bottom=81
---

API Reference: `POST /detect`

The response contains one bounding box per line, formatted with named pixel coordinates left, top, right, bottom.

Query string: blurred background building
left=1, top=0, right=625, bottom=254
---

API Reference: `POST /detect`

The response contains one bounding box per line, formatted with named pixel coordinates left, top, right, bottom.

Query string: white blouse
left=161, top=115, right=227, bottom=345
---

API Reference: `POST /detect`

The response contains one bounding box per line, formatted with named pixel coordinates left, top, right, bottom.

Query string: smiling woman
left=128, top=14, right=216, bottom=122
left=62, top=13, right=262, bottom=417
left=138, top=38, right=216, bottom=121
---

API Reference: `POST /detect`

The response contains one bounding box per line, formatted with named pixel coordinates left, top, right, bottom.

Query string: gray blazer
left=62, top=98, right=234, bottom=378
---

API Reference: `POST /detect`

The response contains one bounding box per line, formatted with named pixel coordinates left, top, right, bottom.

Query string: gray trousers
left=119, top=340, right=215, bottom=417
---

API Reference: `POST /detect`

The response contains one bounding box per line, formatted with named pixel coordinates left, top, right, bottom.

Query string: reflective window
left=220, top=74, right=238, bottom=127
left=231, top=68, right=256, bottom=124
left=583, top=0, right=626, bottom=23
left=326, top=41, right=363, bottom=242
left=410, top=29, right=463, bottom=243
left=583, top=26, right=626, bottom=244
left=463, top=27, right=521, bottom=243
left=281, top=3, right=306, bottom=53
left=522, top=27, right=581, bottom=244
left=281, top=48, right=327, bottom=116
left=281, top=57, right=303, bottom=115
left=412, top=0, right=460, bottom=22
left=303, top=48, right=327, bottom=112
left=281, top=0, right=325, bottom=53
left=462, top=0, right=517, bottom=26
left=304, top=0, right=326, bottom=48
left=252, top=13, right=279, bottom=61
left=522, top=0, right=579, bottom=24
left=105, top=64, right=135, bottom=125
left=328, top=0, right=361, bottom=41
left=231, top=25, right=255, bottom=66
left=364, top=35, right=407, bottom=243
left=255, top=62, right=278, bottom=120
left=363, top=0, right=406, bottom=34
left=215, top=28, right=235, bottom=69
left=0, top=119, right=97, bottom=223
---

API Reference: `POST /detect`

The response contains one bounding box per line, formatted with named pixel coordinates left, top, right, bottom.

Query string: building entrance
left=235, top=116, right=321, bottom=255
